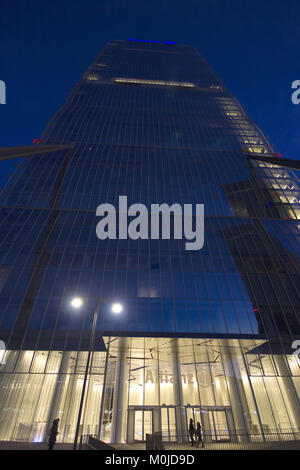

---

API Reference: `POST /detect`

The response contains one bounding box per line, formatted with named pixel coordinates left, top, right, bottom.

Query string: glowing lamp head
left=71, top=297, right=83, bottom=309
left=111, top=303, right=123, bottom=314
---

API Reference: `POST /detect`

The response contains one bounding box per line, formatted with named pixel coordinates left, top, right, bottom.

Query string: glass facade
left=0, top=40, right=299, bottom=444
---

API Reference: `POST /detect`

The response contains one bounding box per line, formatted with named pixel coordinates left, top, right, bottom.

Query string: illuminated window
left=114, top=78, right=195, bottom=88
left=247, top=146, right=267, bottom=153
left=86, top=74, right=100, bottom=81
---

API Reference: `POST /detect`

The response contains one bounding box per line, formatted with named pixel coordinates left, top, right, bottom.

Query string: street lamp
left=111, top=302, right=123, bottom=314
left=70, top=297, right=123, bottom=450
left=70, top=297, right=83, bottom=309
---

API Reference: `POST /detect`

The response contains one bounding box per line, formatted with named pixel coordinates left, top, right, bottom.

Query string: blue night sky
left=0, top=0, right=299, bottom=188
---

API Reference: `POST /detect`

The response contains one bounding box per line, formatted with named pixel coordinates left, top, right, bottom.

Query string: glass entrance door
left=186, top=406, right=202, bottom=434
left=186, top=407, right=231, bottom=443
left=161, top=406, right=177, bottom=442
left=134, top=409, right=153, bottom=441
left=208, top=410, right=230, bottom=441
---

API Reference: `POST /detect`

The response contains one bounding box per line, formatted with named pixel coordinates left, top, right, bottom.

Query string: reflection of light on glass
left=130, top=384, right=143, bottom=391
left=145, top=383, right=155, bottom=388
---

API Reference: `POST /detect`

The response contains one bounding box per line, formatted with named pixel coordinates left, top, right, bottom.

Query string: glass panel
left=161, top=408, right=169, bottom=441
left=208, top=411, right=217, bottom=441
left=144, top=410, right=152, bottom=437
left=134, top=409, right=152, bottom=441
left=213, top=411, right=230, bottom=441
left=134, top=410, right=143, bottom=441
left=250, top=377, right=277, bottom=433
left=262, top=377, right=293, bottom=431
left=186, top=407, right=194, bottom=428
left=193, top=407, right=202, bottom=431
left=161, top=407, right=177, bottom=442
left=168, top=407, right=177, bottom=442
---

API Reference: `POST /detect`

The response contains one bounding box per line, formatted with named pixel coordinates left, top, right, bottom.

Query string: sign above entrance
left=144, top=368, right=212, bottom=388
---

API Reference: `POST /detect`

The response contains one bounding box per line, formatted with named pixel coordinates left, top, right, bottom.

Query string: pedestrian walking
left=48, top=418, right=60, bottom=450
left=196, top=422, right=205, bottom=448
left=189, top=418, right=196, bottom=446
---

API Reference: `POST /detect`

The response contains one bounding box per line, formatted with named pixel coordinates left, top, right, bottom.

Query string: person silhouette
left=196, top=422, right=205, bottom=448
left=189, top=418, right=196, bottom=446
left=48, top=418, right=60, bottom=450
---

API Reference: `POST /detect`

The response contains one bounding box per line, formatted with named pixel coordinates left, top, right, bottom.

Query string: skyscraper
left=0, top=39, right=299, bottom=445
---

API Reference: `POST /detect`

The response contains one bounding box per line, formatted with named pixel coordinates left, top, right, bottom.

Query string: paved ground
left=0, top=441, right=75, bottom=450
left=115, top=440, right=300, bottom=451
left=164, top=440, right=300, bottom=451
left=1, top=439, right=300, bottom=451
left=113, top=443, right=145, bottom=450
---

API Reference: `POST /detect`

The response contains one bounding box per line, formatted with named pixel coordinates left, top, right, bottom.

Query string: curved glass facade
left=0, top=40, right=299, bottom=445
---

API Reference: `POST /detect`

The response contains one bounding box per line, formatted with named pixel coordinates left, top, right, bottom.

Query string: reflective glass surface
left=0, top=40, right=299, bottom=349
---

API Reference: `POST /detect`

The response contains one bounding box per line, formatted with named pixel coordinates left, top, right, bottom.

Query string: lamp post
left=71, top=297, right=123, bottom=450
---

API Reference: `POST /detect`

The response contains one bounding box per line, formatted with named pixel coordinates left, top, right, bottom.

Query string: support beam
left=246, top=153, right=300, bottom=170
left=0, top=144, right=73, bottom=161
left=110, top=338, right=129, bottom=443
